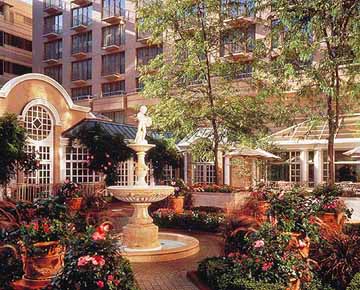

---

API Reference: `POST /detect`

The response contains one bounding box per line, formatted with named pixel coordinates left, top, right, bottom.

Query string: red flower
left=107, top=274, right=114, bottom=281
left=91, top=255, right=106, bottom=267
left=77, top=255, right=92, bottom=267
left=114, top=280, right=120, bottom=286
left=92, top=231, right=106, bottom=241
left=262, top=262, right=274, bottom=271
left=32, top=221, right=39, bottom=231
left=96, top=280, right=104, bottom=288
left=43, top=223, right=51, bottom=234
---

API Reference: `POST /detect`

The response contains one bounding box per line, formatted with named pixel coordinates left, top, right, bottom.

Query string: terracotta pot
left=289, top=233, right=310, bottom=258
left=168, top=196, right=184, bottom=213
left=66, top=197, right=83, bottom=211
left=256, top=201, right=269, bottom=222
left=287, top=279, right=301, bottom=290
left=21, top=241, right=64, bottom=281
left=319, top=212, right=345, bottom=232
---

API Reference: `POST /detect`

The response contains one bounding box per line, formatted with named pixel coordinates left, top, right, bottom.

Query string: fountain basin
left=107, top=185, right=174, bottom=203
left=117, top=232, right=200, bottom=262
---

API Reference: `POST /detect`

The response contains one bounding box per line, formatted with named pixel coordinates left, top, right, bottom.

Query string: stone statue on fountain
left=135, top=105, right=152, bottom=145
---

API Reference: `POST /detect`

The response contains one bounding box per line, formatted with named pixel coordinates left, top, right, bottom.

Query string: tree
left=0, top=114, right=38, bottom=199
left=136, top=0, right=282, bottom=184
left=254, top=0, right=360, bottom=186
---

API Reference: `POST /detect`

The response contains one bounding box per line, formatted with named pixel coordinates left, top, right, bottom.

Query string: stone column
left=314, top=150, right=323, bottom=185
left=300, top=150, right=309, bottom=185
left=224, top=156, right=231, bottom=185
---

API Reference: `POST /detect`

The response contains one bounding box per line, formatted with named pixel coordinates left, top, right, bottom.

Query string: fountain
left=107, top=106, right=199, bottom=262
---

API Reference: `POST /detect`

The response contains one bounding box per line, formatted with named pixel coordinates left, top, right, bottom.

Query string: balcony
left=72, top=94, right=92, bottom=101
left=102, top=6, right=127, bottom=24
left=71, top=0, right=91, bottom=6
left=221, top=43, right=254, bottom=62
left=72, top=47, right=90, bottom=58
left=102, top=72, right=124, bottom=81
left=71, top=16, right=91, bottom=31
left=102, top=44, right=123, bottom=52
left=72, top=79, right=88, bottom=85
left=102, top=90, right=126, bottom=98
left=43, top=26, right=62, bottom=39
left=43, top=58, right=60, bottom=65
left=222, top=1, right=255, bottom=27
left=44, top=1, right=63, bottom=14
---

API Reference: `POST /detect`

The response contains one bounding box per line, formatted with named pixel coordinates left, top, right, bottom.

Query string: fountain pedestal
left=123, top=202, right=160, bottom=249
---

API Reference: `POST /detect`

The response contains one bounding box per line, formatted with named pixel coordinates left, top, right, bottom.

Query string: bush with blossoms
left=51, top=223, right=138, bottom=290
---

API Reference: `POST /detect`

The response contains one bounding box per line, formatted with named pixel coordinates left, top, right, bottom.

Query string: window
left=221, top=0, right=255, bottom=18
left=220, top=25, right=255, bottom=56
left=102, top=0, right=125, bottom=19
left=72, top=5, right=92, bottom=27
left=66, top=146, right=100, bottom=183
left=102, top=52, right=125, bottom=75
left=136, top=17, right=151, bottom=40
left=44, top=0, right=63, bottom=10
left=193, top=162, right=216, bottom=184
left=102, top=81, right=125, bottom=97
left=136, top=77, right=144, bottom=92
left=3, top=61, right=31, bottom=75
left=269, top=152, right=300, bottom=182
left=24, top=105, right=52, bottom=141
left=72, top=59, right=92, bottom=81
left=44, top=14, right=63, bottom=34
left=44, top=39, right=62, bottom=60
left=44, top=65, right=62, bottom=83
left=226, top=62, right=252, bottom=79
left=72, top=31, right=92, bottom=54
left=163, top=164, right=176, bottom=182
left=136, top=46, right=163, bottom=66
left=71, top=86, right=92, bottom=101
left=102, top=24, right=125, bottom=47
left=0, top=32, right=32, bottom=51
left=101, top=111, right=125, bottom=123
left=0, top=60, right=3, bottom=75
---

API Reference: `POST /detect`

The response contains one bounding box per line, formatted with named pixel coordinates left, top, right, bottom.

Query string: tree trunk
left=327, top=94, right=336, bottom=187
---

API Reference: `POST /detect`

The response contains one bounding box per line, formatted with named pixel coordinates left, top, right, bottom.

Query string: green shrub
left=198, top=257, right=236, bottom=288
left=219, top=275, right=286, bottom=290
left=347, top=273, right=360, bottom=290
left=0, top=246, right=23, bottom=290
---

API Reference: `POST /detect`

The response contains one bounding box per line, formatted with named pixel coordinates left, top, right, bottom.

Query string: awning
left=62, top=118, right=137, bottom=141
left=225, top=147, right=281, bottom=160
left=343, top=146, right=360, bottom=158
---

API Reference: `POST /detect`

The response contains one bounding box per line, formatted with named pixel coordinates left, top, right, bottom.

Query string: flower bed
left=190, top=183, right=236, bottom=193
left=152, top=208, right=225, bottom=232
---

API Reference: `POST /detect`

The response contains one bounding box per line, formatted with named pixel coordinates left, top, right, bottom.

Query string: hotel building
left=0, top=0, right=32, bottom=87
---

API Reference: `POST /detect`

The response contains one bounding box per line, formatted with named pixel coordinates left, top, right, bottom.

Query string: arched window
left=23, top=105, right=54, bottom=185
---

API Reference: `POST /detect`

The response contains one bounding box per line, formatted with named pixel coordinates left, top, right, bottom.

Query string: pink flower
left=91, top=255, right=105, bottom=267
left=114, top=280, right=120, bottom=286
left=107, top=275, right=114, bottom=281
left=92, top=231, right=106, bottom=241
left=262, top=262, right=273, bottom=271
left=253, top=239, right=265, bottom=248
left=96, top=280, right=104, bottom=288
left=77, top=255, right=91, bottom=267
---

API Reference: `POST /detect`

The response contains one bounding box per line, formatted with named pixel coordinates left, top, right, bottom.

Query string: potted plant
left=168, top=179, right=187, bottom=213
left=318, top=198, right=352, bottom=231
left=60, top=179, right=83, bottom=212
left=19, top=218, right=66, bottom=285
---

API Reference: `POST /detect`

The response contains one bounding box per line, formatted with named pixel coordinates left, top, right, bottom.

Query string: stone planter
left=66, top=197, right=83, bottom=211
left=21, top=241, right=64, bottom=281
left=168, top=196, right=184, bottom=213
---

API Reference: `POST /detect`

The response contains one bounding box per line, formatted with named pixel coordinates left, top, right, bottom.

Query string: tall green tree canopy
left=254, top=0, right=360, bottom=185
left=136, top=0, right=290, bottom=183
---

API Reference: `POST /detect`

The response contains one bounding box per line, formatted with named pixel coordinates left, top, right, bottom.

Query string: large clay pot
left=66, top=197, right=83, bottom=211
left=287, top=279, right=301, bottom=290
left=21, top=241, right=64, bottom=281
left=289, top=233, right=310, bottom=258
left=256, top=201, right=269, bottom=222
left=319, top=212, right=345, bottom=232
left=168, top=196, right=184, bottom=213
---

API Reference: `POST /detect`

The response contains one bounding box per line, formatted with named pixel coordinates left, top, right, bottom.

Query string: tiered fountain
left=108, top=106, right=199, bottom=262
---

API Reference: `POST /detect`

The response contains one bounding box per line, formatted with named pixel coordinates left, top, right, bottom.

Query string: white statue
left=135, top=105, right=152, bottom=144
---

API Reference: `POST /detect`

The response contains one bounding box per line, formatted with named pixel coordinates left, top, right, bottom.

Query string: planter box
left=191, top=191, right=249, bottom=213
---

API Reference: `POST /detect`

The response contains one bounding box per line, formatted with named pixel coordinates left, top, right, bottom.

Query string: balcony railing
left=44, top=51, right=62, bottom=60
left=44, top=25, right=62, bottom=35
left=72, top=15, right=91, bottom=29
left=102, top=3, right=126, bottom=20
left=72, top=45, right=91, bottom=55
left=72, top=94, right=93, bottom=101
left=103, top=90, right=126, bottom=97
left=221, top=40, right=254, bottom=56
left=222, top=0, right=255, bottom=19
left=103, top=35, right=124, bottom=48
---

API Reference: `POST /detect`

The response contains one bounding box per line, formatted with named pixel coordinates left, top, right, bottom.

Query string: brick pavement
left=131, top=230, right=224, bottom=290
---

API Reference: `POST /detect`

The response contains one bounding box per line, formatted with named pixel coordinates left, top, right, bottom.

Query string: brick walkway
left=131, top=230, right=224, bottom=290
